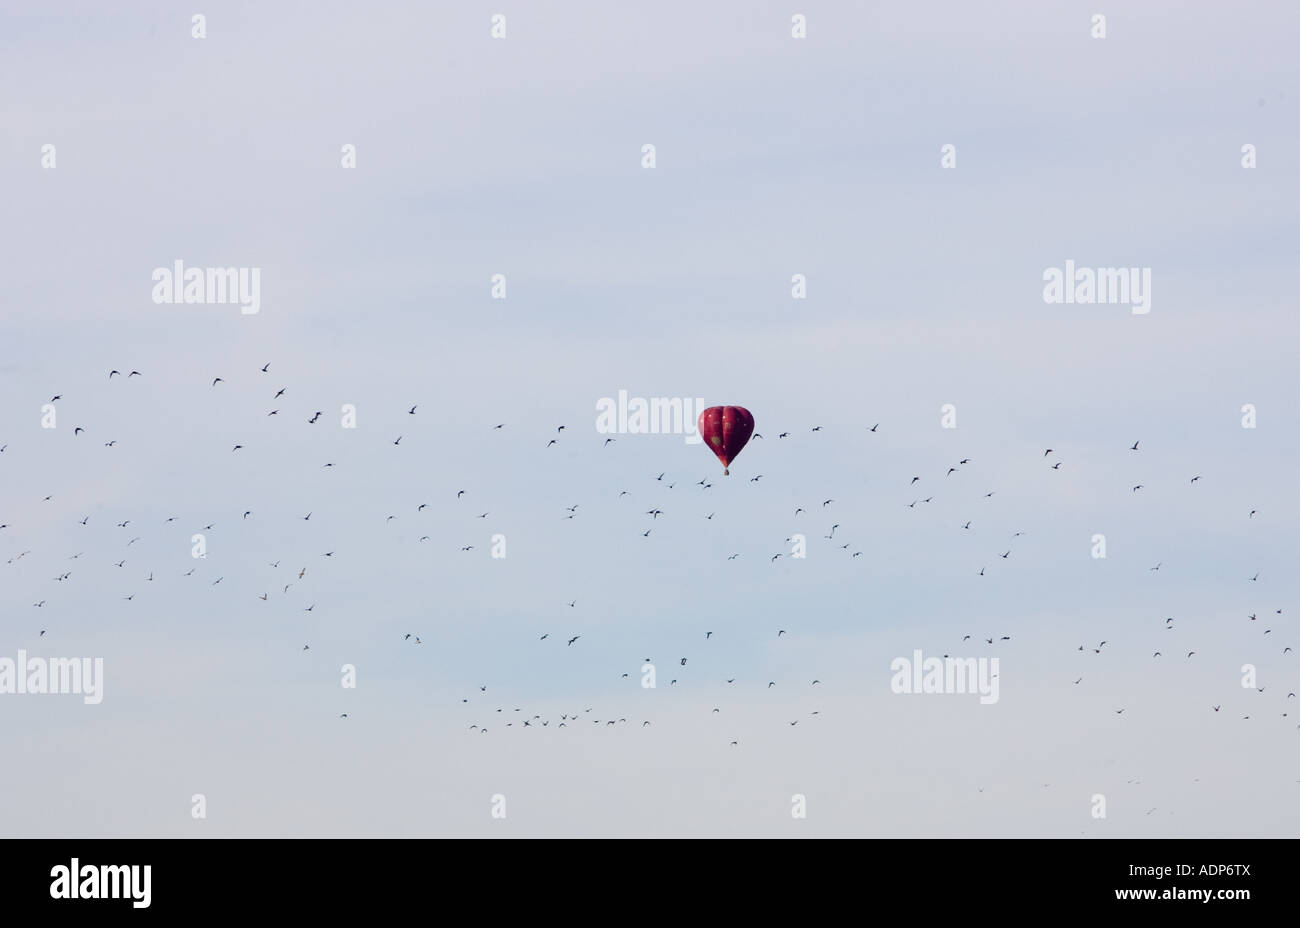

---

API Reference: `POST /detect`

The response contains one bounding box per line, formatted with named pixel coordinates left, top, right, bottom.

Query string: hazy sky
left=2, top=1, right=1298, bottom=837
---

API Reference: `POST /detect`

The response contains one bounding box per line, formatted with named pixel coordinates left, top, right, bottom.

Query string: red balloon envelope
left=698, top=406, right=754, bottom=475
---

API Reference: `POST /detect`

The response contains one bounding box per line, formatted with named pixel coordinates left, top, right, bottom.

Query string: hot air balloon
left=698, top=406, right=754, bottom=475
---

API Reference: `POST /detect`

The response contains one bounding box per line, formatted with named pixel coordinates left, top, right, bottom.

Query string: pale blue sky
left=2, top=0, right=1298, bottom=836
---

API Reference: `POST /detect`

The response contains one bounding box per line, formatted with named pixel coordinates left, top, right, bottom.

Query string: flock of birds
left=3, top=365, right=1294, bottom=758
